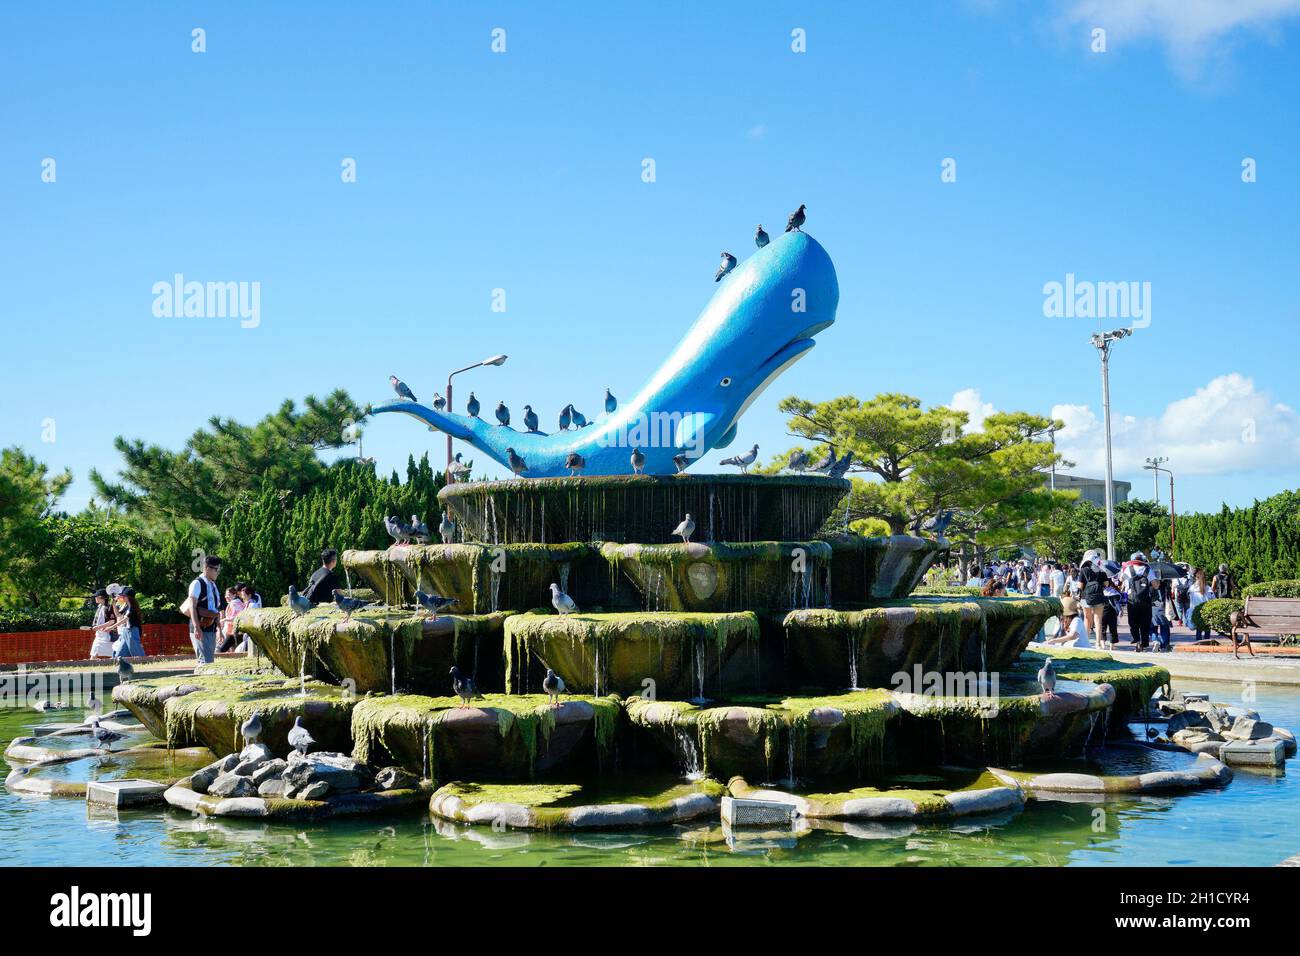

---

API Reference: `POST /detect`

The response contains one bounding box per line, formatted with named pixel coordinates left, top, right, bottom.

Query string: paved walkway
left=1098, top=615, right=1300, bottom=686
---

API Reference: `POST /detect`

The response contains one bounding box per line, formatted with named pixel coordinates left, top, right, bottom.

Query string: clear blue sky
left=3, top=1, right=1298, bottom=514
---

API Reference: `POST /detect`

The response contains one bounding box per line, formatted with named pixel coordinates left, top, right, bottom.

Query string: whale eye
left=720, top=377, right=733, bottom=387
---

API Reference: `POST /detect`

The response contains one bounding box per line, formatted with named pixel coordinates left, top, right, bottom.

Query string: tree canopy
left=766, top=392, right=1073, bottom=543
left=89, top=389, right=365, bottom=526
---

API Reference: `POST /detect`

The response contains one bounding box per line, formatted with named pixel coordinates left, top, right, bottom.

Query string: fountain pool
left=2, top=680, right=1295, bottom=867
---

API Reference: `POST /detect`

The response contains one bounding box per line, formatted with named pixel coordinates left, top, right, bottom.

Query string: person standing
left=1211, top=564, right=1235, bottom=600
left=87, top=588, right=116, bottom=659
left=1187, top=567, right=1214, bottom=640
left=303, top=548, right=341, bottom=604
left=186, top=556, right=223, bottom=664
left=1122, top=552, right=1155, bottom=651
left=218, top=585, right=247, bottom=653
left=114, top=587, right=147, bottom=659
left=1078, top=560, right=1109, bottom=642
left=1049, top=562, right=1066, bottom=598
left=1151, top=578, right=1173, bottom=652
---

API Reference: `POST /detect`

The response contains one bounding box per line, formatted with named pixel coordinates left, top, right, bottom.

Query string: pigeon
left=558, top=405, right=572, bottom=431
left=1037, top=657, right=1056, bottom=699
left=432, top=392, right=446, bottom=411
left=439, top=511, right=456, bottom=544
left=85, top=692, right=103, bottom=721
left=506, top=447, right=528, bottom=477
left=811, top=447, right=838, bottom=474
left=826, top=452, right=853, bottom=479
left=409, top=515, right=430, bottom=543
left=90, top=718, right=124, bottom=752
left=785, top=203, right=806, bottom=233
left=466, top=392, right=481, bottom=418
left=672, top=513, right=695, bottom=544
left=714, top=252, right=737, bottom=282
left=385, top=514, right=412, bottom=545
left=915, top=510, right=955, bottom=537
left=672, top=452, right=690, bottom=473
left=542, top=669, right=567, bottom=708
left=240, top=711, right=263, bottom=747
left=630, top=447, right=646, bottom=474
left=332, top=589, right=373, bottom=621
left=414, top=590, right=458, bottom=619
left=447, top=453, right=471, bottom=482
left=549, top=583, right=577, bottom=615
left=787, top=450, right=808, bottom=473
left=389, top=375, right=417, bottom=403
left=287, top=585, right=313, bottom=616
left=755, top=225, right=770, bottom=248
left=569, top=406, right=588, bottom=428
left=720, top=443, right=759, bottom=474
left=450, top=666, right=481, bottom=708
left=117, top=658, right=134, bottom=683
left=522, top=405, right=539, bottom=433
left=495, top=401, right=511, bottom=426
left=604, top=389, right=617, bottom=415
left=288, top=716, right=315, bottom=755
left=565, top=452, right=586, bottom=476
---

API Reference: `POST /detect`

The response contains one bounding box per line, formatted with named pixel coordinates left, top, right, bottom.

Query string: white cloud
left=746, top=124, right=767, bottom=141
left=950, top=387, right=995, bottom=432
left=1061, top=0, right=1300, bottom=76
left=951, top=374, right=1300, bottom=479
left=1051, top=373, right=1300, bottom=476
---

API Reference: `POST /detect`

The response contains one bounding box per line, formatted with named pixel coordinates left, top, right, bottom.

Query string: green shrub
left=913, top=585, right=983, bottom=597
left=1192, top=598, right=1243, bottom=636
left=1241, top=580, right=1300, bottom=598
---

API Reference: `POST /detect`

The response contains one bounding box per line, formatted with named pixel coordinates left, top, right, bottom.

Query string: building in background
left=1048, top=473, right=1131, bottom=508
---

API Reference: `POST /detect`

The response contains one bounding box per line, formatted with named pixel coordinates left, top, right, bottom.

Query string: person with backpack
left=185, top=555, right=223, bottom=664
left=1122, top=552, right=1155, bottom=651
left=1211, top=564, right=1235, bottom=599
left=1077, top=559, right=1110, bottom=641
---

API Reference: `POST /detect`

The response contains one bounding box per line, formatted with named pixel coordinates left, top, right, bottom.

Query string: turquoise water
left=1, top=681, right=1295, bottom=866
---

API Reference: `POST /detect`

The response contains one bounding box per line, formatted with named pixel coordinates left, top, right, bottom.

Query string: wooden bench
left=1231, top=596, right=1300, bottom=659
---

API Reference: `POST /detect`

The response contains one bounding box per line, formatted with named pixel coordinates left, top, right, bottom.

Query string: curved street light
left=445, top=354, right=508, bottom=468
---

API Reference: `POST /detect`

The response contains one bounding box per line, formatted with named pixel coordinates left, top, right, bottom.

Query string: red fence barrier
left=0, top=623, right=193, bottom=666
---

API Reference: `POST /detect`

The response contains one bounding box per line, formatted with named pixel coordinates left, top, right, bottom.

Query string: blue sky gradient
left=3, top=1, right=1297, bottom=513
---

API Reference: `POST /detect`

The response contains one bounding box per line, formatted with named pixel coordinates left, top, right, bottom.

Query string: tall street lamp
left=1144, top=458, right=1176, bottom=557
left=445, top=354, right=508, bottom=469
left=1145, top=455, right=1168, bottom=504
left=1091, top=328, right=1133, bottom=562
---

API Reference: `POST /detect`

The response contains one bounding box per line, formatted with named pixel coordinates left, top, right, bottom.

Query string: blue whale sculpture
left=373, top=230, right=839, bottom=476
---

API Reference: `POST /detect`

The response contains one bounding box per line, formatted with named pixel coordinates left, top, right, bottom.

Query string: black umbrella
left=1147, top=561, right=1187, bottom=580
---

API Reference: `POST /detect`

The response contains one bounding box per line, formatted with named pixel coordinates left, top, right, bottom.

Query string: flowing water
left=3, top=680, right=1299, bottom=866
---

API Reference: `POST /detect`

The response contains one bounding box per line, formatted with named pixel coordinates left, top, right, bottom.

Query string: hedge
left=0, top=606, right=180, bottom=634
left=1242, top=579, right=1300, bottom=599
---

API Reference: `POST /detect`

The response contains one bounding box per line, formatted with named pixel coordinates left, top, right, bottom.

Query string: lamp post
left=1145, top=455, right=1168, bottom=504
left=1091, top=328, right=1133, bottom=562
left=445, top=354, right=508, bottom=469
left=1144, top=458, right=1176, bottom=558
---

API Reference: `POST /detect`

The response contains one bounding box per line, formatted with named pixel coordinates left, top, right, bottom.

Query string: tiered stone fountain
left=103, top=471, right=1222, bottom=832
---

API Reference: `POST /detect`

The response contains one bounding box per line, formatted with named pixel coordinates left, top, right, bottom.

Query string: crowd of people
left=943, top=553, right=1237, bottom=653
left=89, top=549, right=343, bottom=666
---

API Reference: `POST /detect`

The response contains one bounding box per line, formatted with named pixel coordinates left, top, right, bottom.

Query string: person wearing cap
left=187, top=556, right=223, bottom=664
left=87, top=588, right=117, bottom=659
left=113, top=587, right=146, bottom=659
left=1121, top=552, right=1155, bottom=650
